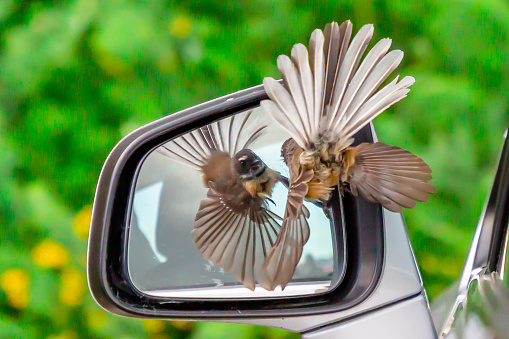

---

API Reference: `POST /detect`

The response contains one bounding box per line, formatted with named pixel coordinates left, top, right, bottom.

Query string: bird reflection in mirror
left=157, top=110, right=309, bottom=291
left=261, top=20, right=436, bottom=289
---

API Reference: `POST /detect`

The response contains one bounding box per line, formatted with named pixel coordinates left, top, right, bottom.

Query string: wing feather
left=192, top=189, right=282, bottom=291
left=262, top=206, right=310, bottom=290
left=347, top=142, right=436, bottom=213
left=262, top=169, right=313, bottom=290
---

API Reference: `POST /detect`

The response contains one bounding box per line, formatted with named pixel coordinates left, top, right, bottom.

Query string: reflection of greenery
left=446, top=274, right=509, bottom=338
left=1, top=0, right=508, bottom=338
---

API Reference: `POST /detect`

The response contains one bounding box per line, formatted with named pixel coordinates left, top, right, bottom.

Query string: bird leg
left=321, top=199, right=333, bottom=220
left=302, top=194, right=333, bottom=219
left=341, top=184, right=350, bottom=195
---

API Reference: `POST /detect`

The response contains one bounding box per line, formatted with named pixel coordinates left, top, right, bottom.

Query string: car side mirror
left=87, top=84, right=431, bottom=335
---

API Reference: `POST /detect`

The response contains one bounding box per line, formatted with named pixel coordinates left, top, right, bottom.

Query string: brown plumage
left=157, top=111, right=309, bottom=291
left=261, top=21, right=436, bottom=289
left=200, top=150, right=278, bottom=210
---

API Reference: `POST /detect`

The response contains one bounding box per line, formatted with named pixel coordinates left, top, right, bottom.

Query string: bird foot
left=265, top=197, right=276, bottom=206
left=343, top=186, right=352, bottom=195
left=322, top=201, right=333, bottom=220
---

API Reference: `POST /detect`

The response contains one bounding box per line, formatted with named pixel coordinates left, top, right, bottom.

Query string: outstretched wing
left=262, top=169, right=313, bottom=290
left=157, top=109, right=267, bottom=169
left=347, top=142, right=436, bottom=213
left=261, top=21, right=414, bottom=151
left=192, top=189, right=282, bottom=291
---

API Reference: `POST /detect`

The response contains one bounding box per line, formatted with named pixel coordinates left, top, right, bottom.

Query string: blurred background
left=1, top=0, right=508, bottom=338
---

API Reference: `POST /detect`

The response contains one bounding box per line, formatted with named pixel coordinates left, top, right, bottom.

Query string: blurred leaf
left=0, top=317, right=34, bottom=339
left=0, top=0, right=15, bottom=23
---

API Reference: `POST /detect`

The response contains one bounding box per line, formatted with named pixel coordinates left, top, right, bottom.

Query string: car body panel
left=303, top=294, right=436, bottom=339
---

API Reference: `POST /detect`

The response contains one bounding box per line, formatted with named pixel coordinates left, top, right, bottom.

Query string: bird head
left=233, top=149, right=266, bottom=180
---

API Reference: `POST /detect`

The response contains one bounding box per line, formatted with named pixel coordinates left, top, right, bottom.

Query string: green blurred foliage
left=0, top=0, right=508, bottom=338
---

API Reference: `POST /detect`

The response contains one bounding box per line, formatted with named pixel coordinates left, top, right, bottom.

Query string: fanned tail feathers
left=157, top=110, right=266, bottom=169
left=262, top=21, right=414, bottom=151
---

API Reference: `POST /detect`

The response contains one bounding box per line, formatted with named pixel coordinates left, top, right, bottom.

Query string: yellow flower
left=73, top=205, right=92, bottom=239
left=59, top=268, right=86, bottom=306
left=169, top=15, right=192, bottom=38
left=171, top=320, right=195, bottom=331
left=47, top=330, right=78, bottom=339
left=0, top=268, right=30, bottom=308
left=143, top=320, right=166, bottom=333
left=32, top=240, right=70, bottom=269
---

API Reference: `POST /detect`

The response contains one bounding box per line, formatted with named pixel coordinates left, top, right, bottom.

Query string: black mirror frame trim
left=485, top=130, right=509, bottom=273
left=87, top=84, right=385, bottom=319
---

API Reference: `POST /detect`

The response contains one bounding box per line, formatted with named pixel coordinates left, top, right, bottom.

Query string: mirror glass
left=127, top=107, right=345, bottom=298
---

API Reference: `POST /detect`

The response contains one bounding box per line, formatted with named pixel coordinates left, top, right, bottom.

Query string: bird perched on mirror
left=157, top=110, right=309, bottom=291
left=261, top=21, right=436, bottom=289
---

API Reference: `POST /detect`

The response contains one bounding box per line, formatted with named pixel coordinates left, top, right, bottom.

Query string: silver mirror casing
left=86, top=84, right=430, bottom=332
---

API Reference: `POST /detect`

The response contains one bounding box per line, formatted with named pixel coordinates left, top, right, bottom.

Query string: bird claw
left=322, top=201, right=333, bottom=220
left=339, top=184, right=352, bottom=196
left=265, top=197, right=276, bottom=206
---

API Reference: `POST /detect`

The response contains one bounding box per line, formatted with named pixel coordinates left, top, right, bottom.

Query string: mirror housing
left=87, top=84, right=425, bottom=332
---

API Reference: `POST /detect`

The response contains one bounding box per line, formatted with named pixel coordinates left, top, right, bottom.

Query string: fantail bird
left=157, top=110, right=309, bottom=291
left=260, top=21, right=436, bottom=289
